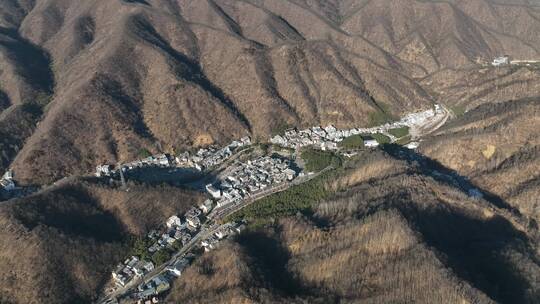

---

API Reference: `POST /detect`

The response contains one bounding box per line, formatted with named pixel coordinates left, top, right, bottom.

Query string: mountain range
left=0, top=1, right=539, bottom=303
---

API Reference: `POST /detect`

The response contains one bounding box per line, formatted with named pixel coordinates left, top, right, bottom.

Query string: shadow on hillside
left=124, top=166, right=206, bottom=187
left=236, top=231, right=303, bottom=296
left=404, top=205, right=532, bottom=304
left=99, top=78, right=155, bottom=139
left=13, top=186, right=126, bottom=243
left=0, top=90, right=10, bottom=112
left=375, top=144, right=536, bottom=303
left=0, top=27, right=54, bottom=97
left=123, top=0, right=150, bottom=5
left=381, top=144, right=519, bottom=213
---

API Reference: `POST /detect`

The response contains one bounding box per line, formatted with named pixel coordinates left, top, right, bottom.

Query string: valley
left=0, top=1, right=539, bottom=304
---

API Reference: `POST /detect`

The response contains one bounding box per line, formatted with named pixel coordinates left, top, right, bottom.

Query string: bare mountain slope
left=0, top=0, right=453, bottom=184
left=0, top=1, right=539, bottom=303
left=165, top=150, right=539, bottom=304
left=0, top=0, right=538, bottom=183
left=421, top=97, right=540, bottom=225
left=0, top=178, right=203, bottom=303
left=341, top=0, right=540, bottom=74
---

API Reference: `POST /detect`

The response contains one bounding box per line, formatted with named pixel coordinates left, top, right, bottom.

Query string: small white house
left=364, top=139, right=379, bottom=148
left=2, top=170, right=13, bottom=180
left=186, top=216, right=201, bottom=228
left=206, top=184, right=222, bottom=199
left=215, top=229, right=229, bottom=239
left=166, top=258, right=189, bottom=277
left=156, top=154, right=170, bottom=166
left=198, top=199, right=213, bottom=214
left=216, top=197, right=233, bottom=208
left=405, top=142, right=419, bottom=150
left=166, top=215, right=182, bottom=228
left=492, top=56, right=510, bottom=66
left=0, top=170, right=15, bottom=191
left=270, top=135, right=286, bottom=145
left=95, top=165, right=112, bottom=177
left=0, top=179, right=15, bottom=191
left=284, top=168, right=296, bottom=181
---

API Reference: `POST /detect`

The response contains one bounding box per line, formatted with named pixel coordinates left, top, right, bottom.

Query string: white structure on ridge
left=492, top=56, right=510, bottom=66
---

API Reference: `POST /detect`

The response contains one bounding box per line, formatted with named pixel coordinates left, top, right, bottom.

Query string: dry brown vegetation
left=0, top=1, right=539, bottom=303
left=168, top=149, right=539, bottom=304
left=0, top=178, right=204, bottom=304
left=0, top=0, right=538, bottom=184
left=422, top=98, right=540, bottom=225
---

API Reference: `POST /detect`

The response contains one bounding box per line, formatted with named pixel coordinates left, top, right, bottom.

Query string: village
left=110, top=196, right=246, bottom=304
left=270, top=104, right=445, bottom=151
left=95, top=136, right=252, bottom=179
left=107, top=152, right=299, bottom=303
left=0, top=104, right=449, bottom=304
left=100, top=105, right=450, bottom=304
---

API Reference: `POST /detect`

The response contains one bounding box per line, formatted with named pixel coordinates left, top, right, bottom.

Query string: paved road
left=96, top=107, right=451, bottom=303
left=98, top=167, right=330, bottom=304
left=98, top=223, right=222, bottom=303
left=409, top=106, right=450, bottom=139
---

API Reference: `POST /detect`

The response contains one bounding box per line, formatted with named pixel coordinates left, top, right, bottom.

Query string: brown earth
left=0, top=1, right=539, bottom=303
left=0, top=0, right=538, bottom=184
left=0, top=178, right=203, bottom=304
left=166, top=150, right=539, bottom=304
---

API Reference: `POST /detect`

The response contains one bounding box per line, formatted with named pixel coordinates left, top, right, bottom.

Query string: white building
left=166, top=215, right=182, bottom=228
left=95, top=164, right=112, bottom=177
left=405, top=142, right=419, bottom=150
left=270, top=135, right=286, bottom=145
left=0, top=170, right=15, bottom=191
left=156, top=154, right=170, bottom=166
left=206, top=184, right=222, bottom=199
left=364, top=139, right=379, bottom=148
left=2, top=170, right=13, bottom=180
left=492, top=56, right=510, bottom=66
left=216, top=197, right=233, bottom=208
left=186, top=216, right=201, bottom=228
left=166, top=258, right=190, bottom=277
left=198, top=199, right=213, bottom=214
left=215, top=228, right=229, bottom=240
left=0, top=179, right=15, bottom=191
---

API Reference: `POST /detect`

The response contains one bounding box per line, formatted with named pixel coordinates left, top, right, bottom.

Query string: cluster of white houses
left=200, top=222, right=246, bottom=252
left=134, top=257, right=190, bottom=301
left=270, top=125, right=379, bottom=151
left=147, top=206, right=207, bottom=254
left=206, top=156, right=297, bottom=209
left=96, top=137, right=251, bottom=178
left=270, top=104, right=445, bottom=151
left=96, top=104, right=446, bottom=180
left=176, top=136, right=251, bottom=170
left=112, top=256, right=155, bottom=289
left=112, top=204, right=212, bottom=291
left=133, top=221, right=245, bottom=302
